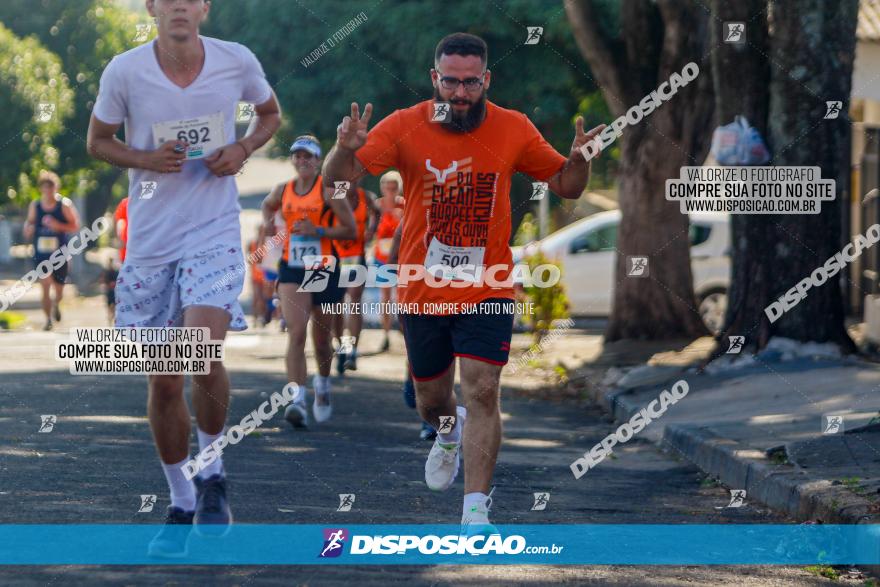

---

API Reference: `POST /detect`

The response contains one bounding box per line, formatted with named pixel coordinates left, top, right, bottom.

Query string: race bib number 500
left=424, top=236, right=485, bottom=282
left=152, top=112, right=226, bottom=160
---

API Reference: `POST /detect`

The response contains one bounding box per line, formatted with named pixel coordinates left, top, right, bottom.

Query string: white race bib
left=424, top=236, right=485, bottom=283
left=36, top=236, right=59, bottom=254
left=152, top=112, right=226, bottom=160
left=288, top=235, right=321, bottom=268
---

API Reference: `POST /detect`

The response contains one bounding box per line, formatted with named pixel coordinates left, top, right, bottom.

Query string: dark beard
left=433, top=87, right=487, bottom=133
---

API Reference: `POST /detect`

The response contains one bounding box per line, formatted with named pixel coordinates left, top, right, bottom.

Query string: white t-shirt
left=93, top=36, right=272, bottom=265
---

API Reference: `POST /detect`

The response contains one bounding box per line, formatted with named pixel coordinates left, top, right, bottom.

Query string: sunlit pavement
left=0, top=295, right=854, bottom=585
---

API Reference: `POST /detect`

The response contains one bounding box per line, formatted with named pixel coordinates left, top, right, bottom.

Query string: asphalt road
left=0, top=300, right=862, bottom=586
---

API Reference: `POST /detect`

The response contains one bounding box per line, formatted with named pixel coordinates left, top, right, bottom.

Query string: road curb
left=603, top=384, right=880, bottom=573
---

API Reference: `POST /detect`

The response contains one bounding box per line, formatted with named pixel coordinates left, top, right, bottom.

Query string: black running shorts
left=399, top=297, right=515, bottom=380
left=277, top=261, right=346, bottom=304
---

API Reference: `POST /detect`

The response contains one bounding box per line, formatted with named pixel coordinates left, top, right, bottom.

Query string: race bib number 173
left=288, top=235, right=321, bottom=269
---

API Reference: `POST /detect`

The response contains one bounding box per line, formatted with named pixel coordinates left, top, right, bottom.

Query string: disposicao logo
left=319, top=528, right=348, bottom=558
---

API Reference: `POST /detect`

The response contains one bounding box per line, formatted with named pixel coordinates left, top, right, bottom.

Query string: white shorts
left=115, top=243, right=247, bottom=331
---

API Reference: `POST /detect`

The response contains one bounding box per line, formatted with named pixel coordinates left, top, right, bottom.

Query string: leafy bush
left=521, top=250, right=569, bottom=344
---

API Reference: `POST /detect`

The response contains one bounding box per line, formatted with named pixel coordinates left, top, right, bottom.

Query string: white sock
left=289, top=382, right=306, bottom=405
left=197, top=428, right=225, bottom=478
left=463, top=492, right=488, bottom=515
left=162, top=458, right=197, bottom=512
left=315, top=375, right=330, bottom=395
left=437, top=414, right=461, bottom=445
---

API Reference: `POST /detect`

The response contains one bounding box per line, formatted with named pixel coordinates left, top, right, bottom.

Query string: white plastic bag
left=710, top=115, right=770, bottom=165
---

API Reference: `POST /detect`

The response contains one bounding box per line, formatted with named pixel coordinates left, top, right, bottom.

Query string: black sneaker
left=336, top=351, right=347, bottom=375
left=147, top=506, right=194, bottom=558
left=344, top=352, right=357, bottom=371
left=194, top=474, right=233, bottom=536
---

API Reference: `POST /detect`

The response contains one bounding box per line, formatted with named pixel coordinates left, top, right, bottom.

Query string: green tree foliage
left=0, top=0, right=140, bottom=210
left=202, top=0, right=606, bottom=235
left=204, top=0, right=590, bottom=151
left=0, top=23, right=73, bottom=202
left=522, top=249, right=569, bottom=343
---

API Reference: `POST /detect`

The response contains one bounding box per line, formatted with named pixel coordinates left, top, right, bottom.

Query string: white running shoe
left=283, top=384, right=309, bottom=429
left=460, top=488, right=499, bottom=537
left=424, top=406, right=466, bottom=491
left=312, top=374, right=333, bottom=423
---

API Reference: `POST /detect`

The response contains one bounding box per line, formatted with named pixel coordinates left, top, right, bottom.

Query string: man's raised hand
left=336, top=102, right=373, bottom=151
left=571, top=117, right=606, bottom=161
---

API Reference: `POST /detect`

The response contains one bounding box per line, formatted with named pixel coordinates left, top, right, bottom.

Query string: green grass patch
left=0, top=311, right=27, bottom=330
left=804, top=564, right=840, bottom=580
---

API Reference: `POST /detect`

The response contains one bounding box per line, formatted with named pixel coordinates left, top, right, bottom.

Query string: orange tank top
left=334, top=188, right=369, bottom=258
left=281, top=176, right=335, bottom=266
left=373, top=209, right=401, bottom=264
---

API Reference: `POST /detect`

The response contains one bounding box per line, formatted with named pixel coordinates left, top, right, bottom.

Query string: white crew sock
left=437, top=413, right=462, bottom=445
left=197, top=428, right=225, bottom=479
left=162, top=457, right=197, bottom=512
left=463, top=492, right=488, bottom=516
left=315, top=375, right=331, bottom=395
left=289, top=382, right=306, bottom=405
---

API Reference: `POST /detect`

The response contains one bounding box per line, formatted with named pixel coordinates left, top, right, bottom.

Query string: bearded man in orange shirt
left=323, top=32, right=603, bottom=535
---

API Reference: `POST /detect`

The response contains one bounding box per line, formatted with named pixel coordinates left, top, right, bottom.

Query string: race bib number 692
left=152, top=112, right=226, bottom=160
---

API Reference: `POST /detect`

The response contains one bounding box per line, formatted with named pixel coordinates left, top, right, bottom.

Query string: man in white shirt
left=87, top=0, right=280, bottom=556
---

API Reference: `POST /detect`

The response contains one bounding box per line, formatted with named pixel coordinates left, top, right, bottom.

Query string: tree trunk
left=566, top=0, right=715, bottom=340
left=714, top=0, right=857, bottom=353
left=709, top=0, right=775, bottom=353
left=766, top=0, right=857, bottom=350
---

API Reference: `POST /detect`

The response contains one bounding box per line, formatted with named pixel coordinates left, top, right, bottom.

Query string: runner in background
left=108, top=197, right=128, bottom=327
left=100, top=257, right=118, bottom=326
left=256, top=213, right=285, bottom=329
left=373, top=170, right=404, bottom=352
left=113, top=196, right=129, bottom=263
left=22, top=170, right=80, bottom=331
left=260, top=136, right=355, bottom=428
left=332, top=177, right=380, bottom=374
left=247, top=226, right=268, bottom=327
left=388, top=222, right=436, bottom=441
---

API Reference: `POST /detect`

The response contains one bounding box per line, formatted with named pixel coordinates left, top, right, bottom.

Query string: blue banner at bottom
left=0, top=524, right=877, bottom=565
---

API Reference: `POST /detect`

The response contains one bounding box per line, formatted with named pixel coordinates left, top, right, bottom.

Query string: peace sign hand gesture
left=336, top=102, right=373, bottom=152
left=570, top=117, right=606, bottom=161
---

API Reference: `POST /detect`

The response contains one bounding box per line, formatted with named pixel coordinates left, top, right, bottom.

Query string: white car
left=511, top=210, right=730, bottom=332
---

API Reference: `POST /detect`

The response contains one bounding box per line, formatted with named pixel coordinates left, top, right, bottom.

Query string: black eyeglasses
left=436, top=70, right=487, bottom=92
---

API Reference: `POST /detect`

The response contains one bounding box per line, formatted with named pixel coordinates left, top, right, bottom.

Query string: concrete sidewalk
left=594, top=353, right=880, bottom=531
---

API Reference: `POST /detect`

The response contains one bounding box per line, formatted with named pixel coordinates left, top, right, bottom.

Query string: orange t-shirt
left=114, top=197, right=129, bottom=262
left=373, top=209, right=401, bottom=264
left=334, top=188, right=369, bottom=259
left=248, top=240, right=265, bottom=284
left=280, top=176, right=334, bottom=266
left=355, top=100, right=566, bottom=313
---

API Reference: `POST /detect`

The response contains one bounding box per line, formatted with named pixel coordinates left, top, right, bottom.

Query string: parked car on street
left=511, top=210, right=731, bottom=332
